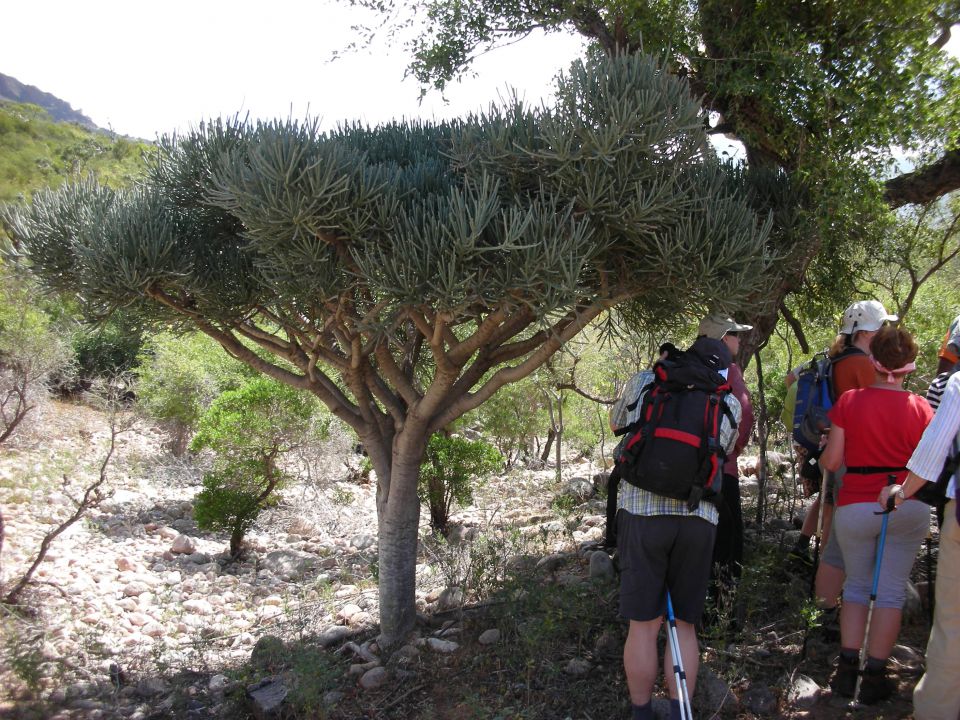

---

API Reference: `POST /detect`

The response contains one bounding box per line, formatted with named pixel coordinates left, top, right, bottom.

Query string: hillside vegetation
left=0, top=101, right=151, bottom=204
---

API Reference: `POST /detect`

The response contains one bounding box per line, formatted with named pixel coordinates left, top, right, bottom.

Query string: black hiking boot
left=830, top=652, right=859, bottom=698
left=857, top=662, right=894, bottom=704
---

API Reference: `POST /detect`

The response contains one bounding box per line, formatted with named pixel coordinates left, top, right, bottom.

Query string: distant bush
left=71, top=312, right=145, bottom=382
left=419, top=434, right=503, bottom=536
left=135, top=332, right=252, bottom=454
left=190, top=377, right=327, bottom=557
left=0, top=261, right=74, bottom=444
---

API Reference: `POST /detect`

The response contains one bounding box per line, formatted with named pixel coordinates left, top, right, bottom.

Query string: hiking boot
left=857, top=663, right=894, bottom=704
left=830, top=653, right=859, bottom=698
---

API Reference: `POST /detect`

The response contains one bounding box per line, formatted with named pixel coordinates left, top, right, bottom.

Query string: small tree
left=136, top=331, right=252, bottom=454
left=419, top=433, right=503, bottom=536
left=0, top=261, right=74, bottom=445
left=190, top=376, right=324, bottom=557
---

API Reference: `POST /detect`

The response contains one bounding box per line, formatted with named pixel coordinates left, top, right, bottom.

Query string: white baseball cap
left=840, top=300, right=897, bottom=334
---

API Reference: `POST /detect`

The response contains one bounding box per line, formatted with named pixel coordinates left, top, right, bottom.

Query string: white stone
left=116, top=557, right=138, bottom=572
left=170, top=535, right=196, bottom=554
left=182, top=598, right=214, bottom=615
left=426, top=638, right=459, bottom=653
left=156, top=526, right=179, bottom=540
left=122, top=582, right=149, bottom=597
left=142, top=622, right=165, bottom=638
left=127, top=612, right=152, bottom=627
left=338, top=603, right=363, bottom=622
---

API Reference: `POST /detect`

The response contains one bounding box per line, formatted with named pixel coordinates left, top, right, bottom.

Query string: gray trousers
left=833, top=500, right=929, bottom=608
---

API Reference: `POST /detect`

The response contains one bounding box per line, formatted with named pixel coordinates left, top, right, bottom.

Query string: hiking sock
left=669, top=699, right=682, bottom=720
left=631, top=701, right=653, bottom=720
left=860, top=656, right=894, bottom=703
left=839, top=648, right=859, bottom=663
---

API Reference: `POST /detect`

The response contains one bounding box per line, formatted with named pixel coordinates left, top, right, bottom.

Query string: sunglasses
left=725, top=331, right=739, bottom=337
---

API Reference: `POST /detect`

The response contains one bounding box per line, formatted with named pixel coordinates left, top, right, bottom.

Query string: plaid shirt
left=618, top=482, right=720, bottom=524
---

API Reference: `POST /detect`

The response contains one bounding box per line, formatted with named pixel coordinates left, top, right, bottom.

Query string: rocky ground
left=0, top=399, right=937, bottom=719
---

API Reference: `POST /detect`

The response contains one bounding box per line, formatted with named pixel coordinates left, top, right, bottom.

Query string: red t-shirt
left=828, top=387, right=933, bottom=506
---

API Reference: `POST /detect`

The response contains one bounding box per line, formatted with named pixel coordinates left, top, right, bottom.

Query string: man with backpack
left=604, top=342, right=681, bottom=550
left=614, top=330, right=742, bottom=720
left=697, top=314, right=755, bottom=602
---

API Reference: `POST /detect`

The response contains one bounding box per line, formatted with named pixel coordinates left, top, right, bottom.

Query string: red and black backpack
left=616, top=343, right=736, bottom=510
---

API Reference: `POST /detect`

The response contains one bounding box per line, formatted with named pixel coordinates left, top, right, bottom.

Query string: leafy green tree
left=136, top=331, right=253, bottom=454
left=419, top=433, right=503, bottom=535
left=190, top=376, right=324, bottom=557
left=348, top=0, right=960, bottom=355
left=5, top=54, right=773, bottom=646
left=0, top=260, right=74, bottom=444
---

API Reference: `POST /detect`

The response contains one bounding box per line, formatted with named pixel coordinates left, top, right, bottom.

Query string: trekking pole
left=666, top=592, right=693, bottom=720
left=808, top=467, right=830, bottom=598
left=851, top=477, right=896, bottom=708
left=800, top=466, right=830, bottom=662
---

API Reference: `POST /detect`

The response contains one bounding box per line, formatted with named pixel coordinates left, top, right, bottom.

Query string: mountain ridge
left=0, top=72, right=97, bottom=129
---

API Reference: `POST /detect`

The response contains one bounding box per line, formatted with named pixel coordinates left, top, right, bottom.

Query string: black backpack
left=615, top=339, right=736, bottom=511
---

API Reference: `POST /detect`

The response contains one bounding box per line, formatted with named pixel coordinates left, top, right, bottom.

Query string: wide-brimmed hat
left=697, top=313, right=753, bottom=340
left=840, top=300, right=897, bottom=334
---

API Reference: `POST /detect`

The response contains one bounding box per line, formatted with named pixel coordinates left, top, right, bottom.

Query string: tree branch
left=884, top=149, right=960, bottom=208
left=556, top=382, right=616, bottom=405
left=779, top=301, right=809, bottom=354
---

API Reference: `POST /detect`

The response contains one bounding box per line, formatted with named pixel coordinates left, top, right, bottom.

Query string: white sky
left=1, top=0, right=586, bottom=140
left=2, top=3, right=956, bottom=151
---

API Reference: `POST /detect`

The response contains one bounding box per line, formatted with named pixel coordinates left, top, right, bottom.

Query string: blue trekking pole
left=851, top=478, right=896, bottom=707
left=666, top=592, right=693, bottom=720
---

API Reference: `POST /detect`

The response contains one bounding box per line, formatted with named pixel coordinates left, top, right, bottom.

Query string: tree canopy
left=346, top=0, right=960, bottom=347
left=4, top=53, right=772, bottom=646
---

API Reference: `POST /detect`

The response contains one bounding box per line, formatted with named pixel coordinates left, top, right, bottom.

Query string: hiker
left=604, top=342, right=680, bottom=549
left=935, top=313, right=960, bottom=374
left=820, top=324, right=933, bottom=703
left=877, top=372, right=960, bottom=720
left=790, top=300, right=897, bottom=631
left=617, top=334, right=742, bottom=720
left=696, top=314, right=754, bottom=598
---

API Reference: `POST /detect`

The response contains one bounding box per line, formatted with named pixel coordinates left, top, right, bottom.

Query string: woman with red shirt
left=820, top=325, right=933, bottom=704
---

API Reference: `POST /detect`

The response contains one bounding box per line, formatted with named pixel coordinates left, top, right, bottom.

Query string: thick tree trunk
left=374, top=430, right=427, bottom=650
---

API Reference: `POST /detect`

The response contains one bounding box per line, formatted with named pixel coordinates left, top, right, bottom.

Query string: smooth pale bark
left=371, top=428, right=428, bottom=649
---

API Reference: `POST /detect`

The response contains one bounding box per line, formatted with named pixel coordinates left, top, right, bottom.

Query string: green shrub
left=135, top=331, right=252, bottom=453
left=71, top=311, right=145, bottom=381
left=190, top=376, right=326, bottom=556
left=0, top=261, right=74, bottom=443
left=419, top=434, right=503, bottom=536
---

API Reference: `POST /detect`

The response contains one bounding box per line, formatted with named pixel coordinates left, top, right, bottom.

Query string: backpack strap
left=826, top=346, right=866, bottom=403
left=686, top=391, right=729, bottom=511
